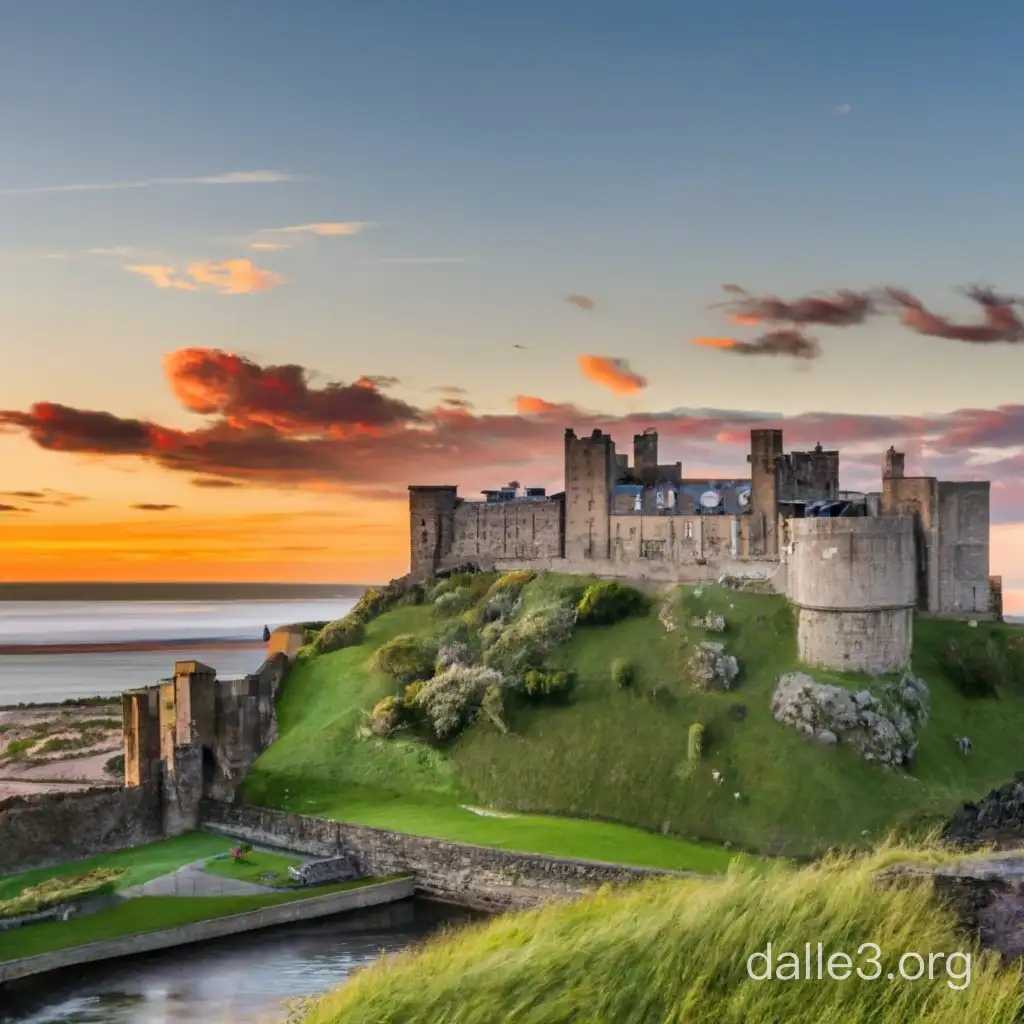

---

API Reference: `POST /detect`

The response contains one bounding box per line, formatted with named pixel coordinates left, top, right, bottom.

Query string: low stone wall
left=202, top=801, right=682, bottom=911
left=0, top=878, right=414, bottom=985
left=0, top=784, right=162, bottom=876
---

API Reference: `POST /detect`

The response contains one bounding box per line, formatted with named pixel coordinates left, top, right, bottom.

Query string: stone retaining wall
left=201, top=801, right=683, bottom=911
left=0, top=878, right=414, bottom=985
left=0, top=785, right=162, bottom=876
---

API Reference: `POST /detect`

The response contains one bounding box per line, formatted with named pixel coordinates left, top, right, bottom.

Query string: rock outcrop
left=945, top=777, right=1024, bottom=845
left=688, top=643, right=739, bottom=691
left=771, top=672, right=930, bottom=766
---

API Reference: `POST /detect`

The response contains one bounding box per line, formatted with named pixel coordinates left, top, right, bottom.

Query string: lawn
left=0, top=877, right=392, bottom=963
left=0, top=832, right=233, bottom=902
left=202, top=849, right=303, bottom=887
left=244, top=573, right=1024, bottom=860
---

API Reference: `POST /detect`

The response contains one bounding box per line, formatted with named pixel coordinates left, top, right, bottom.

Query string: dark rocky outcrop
left=944, top=776, right=1024, bottom=846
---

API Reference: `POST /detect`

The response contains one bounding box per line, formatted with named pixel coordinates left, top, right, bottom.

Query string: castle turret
left=564, top=428, right=616, bottom=562
left=883, top=446, right=905, bottom=480
left=408, top=485, right=459, bottom=579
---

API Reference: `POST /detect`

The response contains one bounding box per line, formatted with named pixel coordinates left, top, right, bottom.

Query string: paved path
left=122, top=860, right=278, bottom=897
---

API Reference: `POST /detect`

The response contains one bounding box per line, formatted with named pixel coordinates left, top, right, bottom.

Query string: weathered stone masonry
left=201, top=801, right=681, bottom=911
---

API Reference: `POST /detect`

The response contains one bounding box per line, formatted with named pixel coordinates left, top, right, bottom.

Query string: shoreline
left=0, top=638, right=267, bottom=656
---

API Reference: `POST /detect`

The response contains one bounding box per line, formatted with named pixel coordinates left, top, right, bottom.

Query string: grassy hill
left=291, top=843, right=1021, bottom=1024
left=243, top=571, right=1024, bottom=861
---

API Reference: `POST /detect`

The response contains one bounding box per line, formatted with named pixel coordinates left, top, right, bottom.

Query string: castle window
left=640, top=539, right=667, bottom=559
left=684, top=522, right=693, bottom=539
left=420, top=518, right=426, bottom=527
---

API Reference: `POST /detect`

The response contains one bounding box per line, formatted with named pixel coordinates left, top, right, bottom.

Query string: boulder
left=658, top=600, right=678, bottom=633
left=771, top=672, right=930, bottom=766
left=689, top=613, right=726, bottom=633
left=688, top=642, right=739, bottom=691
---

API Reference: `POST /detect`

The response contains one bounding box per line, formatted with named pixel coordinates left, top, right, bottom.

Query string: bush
left=937, top=634, right=1020, bottom=698
left=372, top=634, right=436, bottom=684
left=369, top=696, right=404, bottom=737
left=415, top=665, right=505, bottom=740
left=403, top=681, right=425, bottom=704
left=480, top=684, right=509, bottom=734
left=611, top=658, right=635, bottom=689
left=0, top=868, right=127, bottom=919
left=482, top=605, right=576, bottom=677
left=313, top=617, right=366, bottom=654
left=436, top=641, right=472, bottom=672
left=687, top=723, right=704, bottom=761
left=435, top=586, right=473, bottom=613
left=576, top=581, right=649, bottom=625
left=522, top=669, right=577, bottom=703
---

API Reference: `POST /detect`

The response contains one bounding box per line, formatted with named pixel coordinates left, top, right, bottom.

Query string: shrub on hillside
left=349, top=587, right=390, bottom=624
left=480, top=683, right=509, bottom=734
left=576, top=581, right=649, bottom=625
left=415, top=665, right=505, bottom=739
left=687, top=722, right=704, bottom=761
left=436, top=641, right=472, bottom=672
left=937, top=633, right=1020, bottom=698
left=521, top=669, right=576, bottom=702
left=434, top=586, right=473, bottom=613
left=372, top=634, right=436, bottom=684
left=611, top=658, right=635, bottom=689
left=481, top=605, right=576, bottom=677
left=313, top=617, right=366, bottom=655
left=369, top=696, right=403, bottom=737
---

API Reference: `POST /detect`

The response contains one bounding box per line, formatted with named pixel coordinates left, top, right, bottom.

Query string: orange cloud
left=692, top=336, right=738, bottom=350
left=126, top=259, right=284, bottom=295
left=516, top=395, right=559, bottom=414
left=124, top=264, right=198, bottom=291
left=264, top=222, right=368, bottom=237
left=577, top=355, right=647, bottom=395
left=249, top=240, right=291, bottom=252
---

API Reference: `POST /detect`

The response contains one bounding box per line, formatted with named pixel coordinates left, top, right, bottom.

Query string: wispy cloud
left=130, top=503, right=179, bottom=512
left=368, top=257, right=465, bottom=265
left=249, top=241, right=292, bottom=252
left=566, top=294, right=596, bottom=310
left=0, top=170, right=301, bottom=197
left=125, top=259, right=284, bottom=295
left=260, top=221, right=370, bottom=237
left=834, top=103, right=852, bottom=117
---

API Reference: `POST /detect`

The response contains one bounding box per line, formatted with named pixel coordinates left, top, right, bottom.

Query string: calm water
left=0, top=899, right=482, bottom=1023
left=0, top=596, right=356, bottom=704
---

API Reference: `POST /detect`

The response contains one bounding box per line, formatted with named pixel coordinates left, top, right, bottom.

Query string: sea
left=0, top=584, right=363, bottom=706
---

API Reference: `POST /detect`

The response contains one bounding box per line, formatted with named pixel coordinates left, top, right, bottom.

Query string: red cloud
left=2, top=347, right=1024, bottom=522
left=163, top=349, right=422, bottom=433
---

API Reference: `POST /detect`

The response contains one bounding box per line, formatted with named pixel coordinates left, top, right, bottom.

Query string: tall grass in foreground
left=294, top=842, right=1023, bottom=1024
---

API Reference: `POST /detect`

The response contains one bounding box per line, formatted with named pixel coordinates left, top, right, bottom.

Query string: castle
left=410, top=427, right=1001, bottom=675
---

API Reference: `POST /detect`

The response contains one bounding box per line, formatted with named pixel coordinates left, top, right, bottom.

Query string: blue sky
left=1, top=1, right=1023, bottom=588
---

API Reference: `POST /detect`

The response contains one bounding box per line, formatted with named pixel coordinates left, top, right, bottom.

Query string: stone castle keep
left=410, top=427, right=1000, bottom=675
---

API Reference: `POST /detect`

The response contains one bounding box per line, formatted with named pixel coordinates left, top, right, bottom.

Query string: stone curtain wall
left=202, top=801, right=681, bottom=911
left=0, top=785, right=162, bottom=875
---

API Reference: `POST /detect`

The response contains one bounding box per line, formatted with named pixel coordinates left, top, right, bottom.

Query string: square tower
left=748, top=428, right=783, bottom=556
left=408, top=485, right=459, bottom=579
left=564, top=428, right=617, bottom=562
left=633, top=429, right=658, bottom=484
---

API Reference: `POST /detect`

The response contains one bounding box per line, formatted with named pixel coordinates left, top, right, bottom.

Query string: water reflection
left=1, top=899, right=481, bottom=1024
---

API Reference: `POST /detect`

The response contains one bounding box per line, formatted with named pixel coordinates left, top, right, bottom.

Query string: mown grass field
left=202, top=849, right=303, bottom=887
left=0, top=832, right=233, bottom=901
left=0, top=877, right=387, bottom=962
left=244, top=573, right=1024, bottom=859
left=293, top=842, right=1019, bottom=1024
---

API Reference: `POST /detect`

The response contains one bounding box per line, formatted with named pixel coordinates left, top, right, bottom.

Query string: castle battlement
left=408, top=427, right=995, bottom=644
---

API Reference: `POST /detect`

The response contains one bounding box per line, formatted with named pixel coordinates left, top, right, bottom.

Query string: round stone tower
left=787, top=516, right=917, bottom=675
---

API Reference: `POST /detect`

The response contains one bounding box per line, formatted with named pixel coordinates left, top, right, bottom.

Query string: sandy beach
left=0, top=701, right=124, bottom=799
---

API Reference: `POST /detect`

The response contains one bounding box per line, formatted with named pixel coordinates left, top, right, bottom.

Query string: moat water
left=0, top=899, right=482, bottom=1023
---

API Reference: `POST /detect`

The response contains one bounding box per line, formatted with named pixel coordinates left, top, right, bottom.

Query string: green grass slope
left=293, top=844, right=1021, bottom=1024
left=244, top=573, right=1024, bottom=859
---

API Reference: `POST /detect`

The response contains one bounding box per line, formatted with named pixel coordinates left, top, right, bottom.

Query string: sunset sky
left=1, top=2, right=1023, bottom=610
